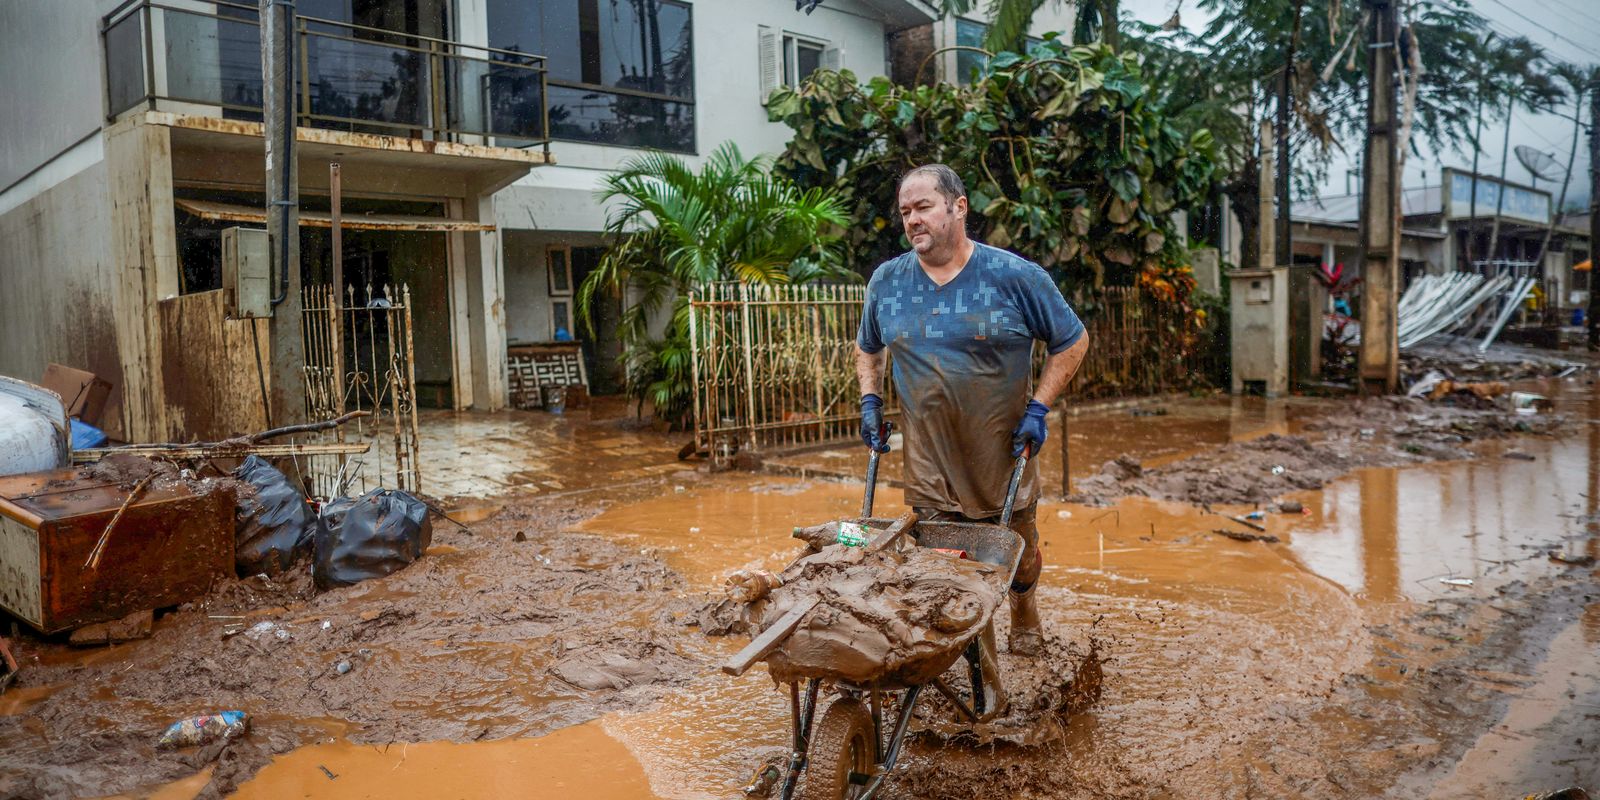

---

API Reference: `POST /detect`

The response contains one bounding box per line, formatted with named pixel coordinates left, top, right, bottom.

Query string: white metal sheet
left=0, top=514, right=43, bottom=627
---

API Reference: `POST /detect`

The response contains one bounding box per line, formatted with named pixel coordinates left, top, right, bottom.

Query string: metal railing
left=101, top=0, right=549, bottom=149
left=688, top=282, right=1220, bottom=455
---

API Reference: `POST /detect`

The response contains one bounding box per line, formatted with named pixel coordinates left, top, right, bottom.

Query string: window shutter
left=758, top=26, right=779, bottom=102
left=822, top=44, right=843, bottom=72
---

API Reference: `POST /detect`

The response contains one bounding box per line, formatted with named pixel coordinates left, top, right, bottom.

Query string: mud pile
left=744, top=545, right=1004, bottom=686
left=1069, top=395, right=1565, bottom=506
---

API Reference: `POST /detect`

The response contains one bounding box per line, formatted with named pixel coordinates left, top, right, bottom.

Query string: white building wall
left=493, top=0, right=904, bottom=235
left=0, top=1, right=113, bottom=191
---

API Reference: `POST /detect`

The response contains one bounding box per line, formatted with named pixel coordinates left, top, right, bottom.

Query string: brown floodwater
left=139, top=379, right=1600, bottom=797
left=771, top=394, right=1335, bottom=488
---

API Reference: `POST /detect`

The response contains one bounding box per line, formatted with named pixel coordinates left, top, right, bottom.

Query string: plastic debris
left=835, top=521, right=870, bottom=547
left=1245, top=510, right=1266, bottom=521
left=1510, top=392, right=1551, bottom=415
left=1438, top=577, right=1474, bottom=587
left=234, top=456, right=318, bottom=576
left=1269, top=465, right=1286, bottom=476
left=313, top=488, right=433, bottom=591
left=335, top=660, right=352, bottom=675
left=742, top=763, right=783, bottom=797
left=156, top=711, right=250, bottom=749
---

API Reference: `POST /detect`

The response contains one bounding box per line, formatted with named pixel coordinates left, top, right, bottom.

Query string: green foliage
left=766, top=40, right=1216, bottom=302
left=577, top=142, right=852, bottom=425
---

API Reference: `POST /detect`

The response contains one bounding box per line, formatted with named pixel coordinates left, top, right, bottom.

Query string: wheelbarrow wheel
left=799, top=697, right=875, bottom=800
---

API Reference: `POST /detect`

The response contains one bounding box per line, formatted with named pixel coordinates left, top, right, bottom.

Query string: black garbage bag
left=313, top=488, right=432, bottom=590
left=233, top=455, right=317, bottom=576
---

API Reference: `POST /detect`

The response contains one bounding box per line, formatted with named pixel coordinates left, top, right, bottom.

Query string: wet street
left=6, top=381, right=1598, bottom=799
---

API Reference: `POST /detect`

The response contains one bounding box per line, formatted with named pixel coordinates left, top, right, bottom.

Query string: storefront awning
left=175, top=199, right=495, bottom=232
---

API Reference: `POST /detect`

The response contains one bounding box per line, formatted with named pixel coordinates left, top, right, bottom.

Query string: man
left=855, top=164, right=1090, bottom=656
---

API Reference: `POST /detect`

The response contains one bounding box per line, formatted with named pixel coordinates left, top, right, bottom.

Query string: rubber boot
left=1008, top=584, right=1044, bottom=656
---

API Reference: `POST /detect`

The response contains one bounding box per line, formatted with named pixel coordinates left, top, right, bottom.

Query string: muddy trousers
left=912, top=505, right=1041, bottom=592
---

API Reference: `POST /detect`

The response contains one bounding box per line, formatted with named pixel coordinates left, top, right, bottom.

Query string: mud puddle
left=770, top=394, right=1331, bottom=486
left=226, top=721, right=659, bottom=799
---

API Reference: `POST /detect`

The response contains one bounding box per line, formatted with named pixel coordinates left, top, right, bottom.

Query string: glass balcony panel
left=303, top=33, right=433, bottom=130
left=105, top=11, right=148, bottom=116
left=450, top=55, right=547, bottom=140
left=162, top=8, right=262, bottom=109
left=547, top=84, right=693, bottom=153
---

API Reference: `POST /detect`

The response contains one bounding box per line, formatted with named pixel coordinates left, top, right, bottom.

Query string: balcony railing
left=101, top=0, right=549, bottom=150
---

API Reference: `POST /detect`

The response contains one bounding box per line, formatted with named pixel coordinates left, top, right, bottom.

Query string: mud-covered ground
left=0, top=485, right=707, bottom=799
left=1, top=372, right=1596, bottom=799
left=1067, top=393, right=1564, bottom=506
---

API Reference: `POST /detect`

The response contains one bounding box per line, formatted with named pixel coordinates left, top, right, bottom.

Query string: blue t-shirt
left=857, top=243, right=1083, bottom=516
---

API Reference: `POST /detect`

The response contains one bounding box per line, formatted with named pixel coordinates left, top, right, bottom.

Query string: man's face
left=897, top=175, right=967, bottom=255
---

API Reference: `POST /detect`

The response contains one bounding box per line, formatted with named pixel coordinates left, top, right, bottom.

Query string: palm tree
left=1530, top=63, right=1595, bottom=267
left=576, top=142, right=850, bottom=423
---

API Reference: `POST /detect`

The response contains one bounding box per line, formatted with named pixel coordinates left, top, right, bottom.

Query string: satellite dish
left=1514, top=145, right=1563, bottom=182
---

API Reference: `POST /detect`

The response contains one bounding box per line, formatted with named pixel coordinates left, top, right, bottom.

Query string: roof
left=1290, top=186, right=1442, bottom=225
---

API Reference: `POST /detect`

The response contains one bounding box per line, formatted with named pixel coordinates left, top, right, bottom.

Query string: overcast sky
left=1110, top=0, right=1595, bottom=215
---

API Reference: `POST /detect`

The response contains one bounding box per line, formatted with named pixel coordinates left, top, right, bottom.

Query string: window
left=954, top=18, right=1043, bottom=84
left=759, top=27, right=839, bottom=101
left=488, top=0, right=695, bottom=152
left=547, top=245, right=572, bottom=296
left=784, top=35, right=825, bottom=88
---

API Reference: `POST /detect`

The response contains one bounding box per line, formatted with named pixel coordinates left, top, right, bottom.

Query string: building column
left=104, top=118, right=179, bottom=442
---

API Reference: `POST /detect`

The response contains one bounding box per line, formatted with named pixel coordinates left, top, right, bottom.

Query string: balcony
left=101, top=0, right=549, bottom=151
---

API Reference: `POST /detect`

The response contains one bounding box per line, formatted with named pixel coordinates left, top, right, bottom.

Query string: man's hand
left=860, top=394, right=890, bottom=452
left=1011, top=400, right=1049, bottom=457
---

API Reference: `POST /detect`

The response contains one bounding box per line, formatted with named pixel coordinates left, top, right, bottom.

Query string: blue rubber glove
left=1011, top=399, right=1050, bottom=457
left=860, top=393, right=890, bottom=452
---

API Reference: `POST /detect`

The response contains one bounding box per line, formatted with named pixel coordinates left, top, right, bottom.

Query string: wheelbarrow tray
left=761, top=519, right=1024, bottom=690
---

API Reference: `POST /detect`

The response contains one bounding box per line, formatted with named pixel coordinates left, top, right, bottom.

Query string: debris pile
left=737, top=543, right=1004, bottom=686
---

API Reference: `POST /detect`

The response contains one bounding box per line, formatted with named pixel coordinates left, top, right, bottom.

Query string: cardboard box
left=40, top=363, right=111, bottom=424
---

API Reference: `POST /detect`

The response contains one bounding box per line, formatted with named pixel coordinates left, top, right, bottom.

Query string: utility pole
left=1358, top=0, right=1399, bottom=393
left=1587, top=73, right=1600, bottom=349
left=262, top=0, right=306, bottom=425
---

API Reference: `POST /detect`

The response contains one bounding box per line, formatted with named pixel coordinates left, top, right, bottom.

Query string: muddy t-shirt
left=857, top=243, right=1083, bottom=517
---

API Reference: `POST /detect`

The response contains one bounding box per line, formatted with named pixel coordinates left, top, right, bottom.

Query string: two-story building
left=0, top=0, right=1073, bottom=442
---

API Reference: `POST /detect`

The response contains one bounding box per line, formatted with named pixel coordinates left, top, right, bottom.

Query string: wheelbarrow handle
left=999, top=449, right=1030, bottom=526
left=861, top=420, right=894, bottom=518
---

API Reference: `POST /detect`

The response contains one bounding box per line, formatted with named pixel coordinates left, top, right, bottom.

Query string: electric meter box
left=222, top=226, right=272, bottom=319
left=1228, top=267, right=1288, bottom=396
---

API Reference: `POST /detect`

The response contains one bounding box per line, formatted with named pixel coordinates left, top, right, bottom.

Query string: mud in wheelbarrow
left=722, top=447, right=1032, bottom=800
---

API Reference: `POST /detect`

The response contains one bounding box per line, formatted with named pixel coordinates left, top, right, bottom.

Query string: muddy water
left=228, top=722, right=658, bottom=799
left=772, top=394, right=1333, bottom=485
left=178, top=383, right=1599, bottom=797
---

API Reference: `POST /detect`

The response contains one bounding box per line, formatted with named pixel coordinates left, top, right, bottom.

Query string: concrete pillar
left=104, top=118, right=179, bottom=442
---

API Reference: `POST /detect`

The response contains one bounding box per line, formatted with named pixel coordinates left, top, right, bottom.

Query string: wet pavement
left=416, top=398, right=686, bottom=499
left=12, top=379, right=1599, bottom=799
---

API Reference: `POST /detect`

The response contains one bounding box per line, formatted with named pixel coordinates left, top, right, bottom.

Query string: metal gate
left=688, top=281, right=1218, bottom=456
left=299, top=283, right=423, bottom=498
left=688, top=282, right=894, bottom=455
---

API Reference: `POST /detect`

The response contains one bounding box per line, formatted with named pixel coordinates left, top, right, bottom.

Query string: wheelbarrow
left=721, top=441, right=1029, bottom=800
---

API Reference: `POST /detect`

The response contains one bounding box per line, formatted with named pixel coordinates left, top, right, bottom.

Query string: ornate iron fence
left=299, top=283, right=422, bottom=498
left=688, top=282, right=1217, bottom=455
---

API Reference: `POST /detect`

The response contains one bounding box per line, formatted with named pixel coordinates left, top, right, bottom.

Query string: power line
left=1478, top=0, right=1589, bottom=53
left=1520, top=0, right=1600, bottom=40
